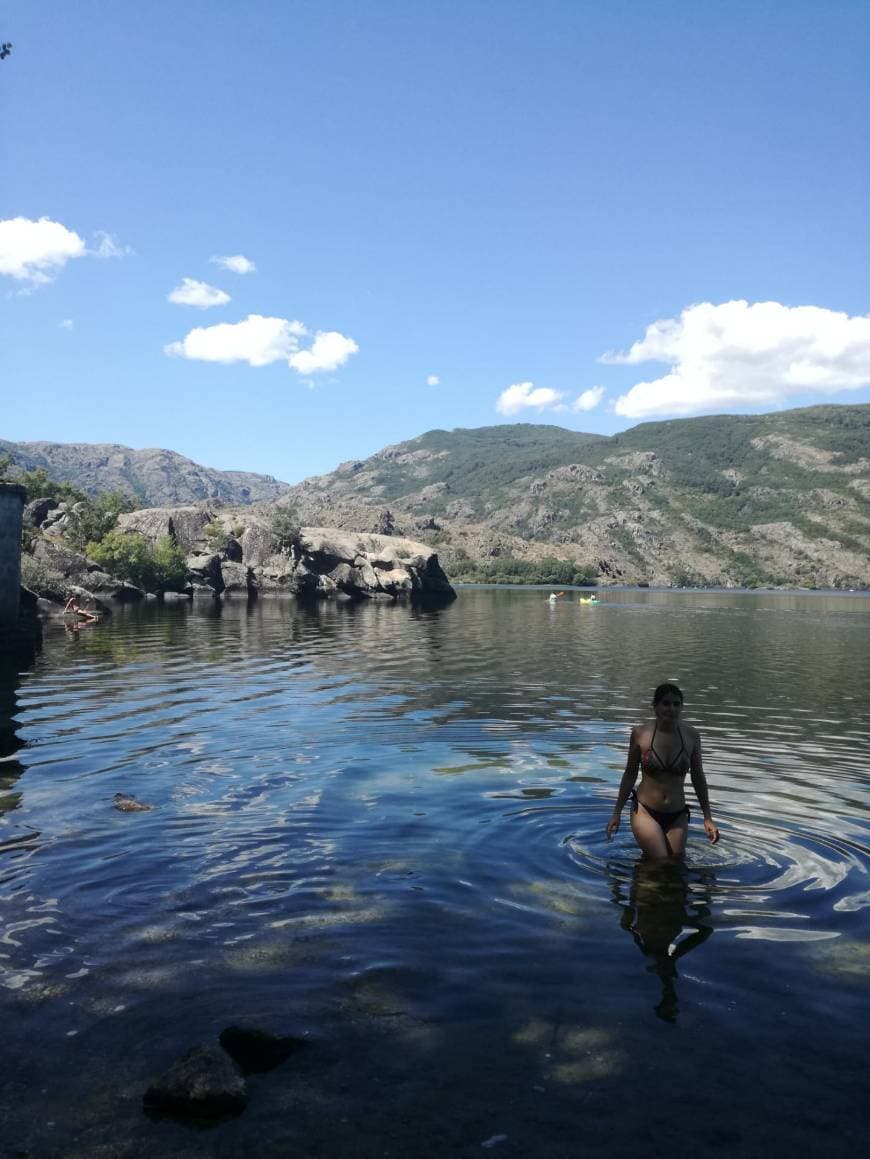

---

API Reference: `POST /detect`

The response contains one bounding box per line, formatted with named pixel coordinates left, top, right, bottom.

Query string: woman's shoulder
left=631, top=720, right=655, bottom=743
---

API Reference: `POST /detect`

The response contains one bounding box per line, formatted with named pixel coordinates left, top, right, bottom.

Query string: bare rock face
left=220, top=561, right=252, bottom=593
left=29, top=540, right=144, bottom=602
left=117, top=506, right=215, bottom=552
left=143, top=1044, right=247, bottom=1120
left=239, top=524, right=283, bottom=566
left=186, top=552, right=224, bottom=593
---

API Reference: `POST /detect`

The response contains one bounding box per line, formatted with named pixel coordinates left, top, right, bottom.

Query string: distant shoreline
left=452, top=582, right=870, bottom=597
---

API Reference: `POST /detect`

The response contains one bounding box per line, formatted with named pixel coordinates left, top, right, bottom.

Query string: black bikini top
left=641, top=724, right=691, bottom=774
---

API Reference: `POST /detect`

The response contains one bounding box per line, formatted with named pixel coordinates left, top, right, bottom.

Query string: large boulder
left=23, top=497, right=59, bottom=528
left=186, top=552, right=224, bottom=593
left=29, top=540, right=144, bottom=602
left=117, top=506, right=215, bottom=552
left=239, top=523, right=283, bottom=566
left=220, top=561, right=252, bottom=593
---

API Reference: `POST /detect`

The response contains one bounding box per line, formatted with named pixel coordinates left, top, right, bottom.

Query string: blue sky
left=2, top=0, right=869, bottom=483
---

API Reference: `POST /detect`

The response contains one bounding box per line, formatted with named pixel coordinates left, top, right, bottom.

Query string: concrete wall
left=0, top=484, right=26, bottom=633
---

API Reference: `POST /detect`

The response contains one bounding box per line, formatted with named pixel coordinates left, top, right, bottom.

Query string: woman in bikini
left=606, top=683, right=719, bottom=860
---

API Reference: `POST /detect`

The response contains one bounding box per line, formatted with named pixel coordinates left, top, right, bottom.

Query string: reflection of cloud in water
left=732, top=926, right=838, bottom=942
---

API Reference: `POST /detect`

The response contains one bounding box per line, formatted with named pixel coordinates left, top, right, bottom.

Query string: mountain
left=7, top=405, right=870, bottom=587
left=278, top=404, right=870, bottom=589
left=0, top=440, right=291, bottom=505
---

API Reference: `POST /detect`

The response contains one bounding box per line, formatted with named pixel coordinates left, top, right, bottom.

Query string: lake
left=1, top=587, right=868, bottom=1158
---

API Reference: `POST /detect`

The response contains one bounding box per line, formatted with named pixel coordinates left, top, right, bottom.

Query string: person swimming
left=63, top=596, right=98, bottom=623
left=606, top=682, right=719, bottom=860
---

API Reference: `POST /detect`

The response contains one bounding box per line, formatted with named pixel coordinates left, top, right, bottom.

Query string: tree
left=267, top=506, right=302, bottom=554
left=17, top=466, right=83, bottom=504
left=66, top=491, right=135, bottom=552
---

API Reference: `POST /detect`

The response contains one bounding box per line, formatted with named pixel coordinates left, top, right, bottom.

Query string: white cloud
left=211, top=254, right=256, bottom=274
left=287, top=330, right=359, bottom=373
left=166, top=314, right=358, bottom=375
left=496, top=381, right=564, bottom=416
left=606, top=300, right=870, bottom=419
left=91, top=231, right=132, bottom=259
left=168, top=277, right=231, bottom=309
left=572, top=386, right=605, bottom=412
left=165, top=314, right=306, bottom=366
left=0, top=216, right=86, bottom=284
left=58, top=318, right=74, bottom=331
left=426, top=374, right=440, bottom=386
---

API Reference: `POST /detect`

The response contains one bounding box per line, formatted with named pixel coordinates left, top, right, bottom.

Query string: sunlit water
left=1, top=588, right=868, bottom=1157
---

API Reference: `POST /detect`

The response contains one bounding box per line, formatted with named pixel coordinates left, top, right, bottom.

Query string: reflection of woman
left=606, top=683, right=719, bottom=860
left=613, top=859, right=714, bottom=1022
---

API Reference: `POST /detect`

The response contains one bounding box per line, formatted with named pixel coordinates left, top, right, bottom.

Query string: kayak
left=578, top=597, right=599, bottom=604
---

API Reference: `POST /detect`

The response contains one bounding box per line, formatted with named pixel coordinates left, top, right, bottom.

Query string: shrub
left=267, top=507, right=302, bottom=554
left=86, top=531, right=188, bottom=593
left=203, top=521, right=231, bottom=553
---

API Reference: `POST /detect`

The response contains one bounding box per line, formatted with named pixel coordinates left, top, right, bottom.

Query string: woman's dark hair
left=653, top=682, right=683, bottom=705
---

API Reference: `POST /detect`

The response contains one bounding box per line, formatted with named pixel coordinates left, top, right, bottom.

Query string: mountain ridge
left=0, top=439, right=291, bottom=505
left=5, top=403, right=870, bottom=588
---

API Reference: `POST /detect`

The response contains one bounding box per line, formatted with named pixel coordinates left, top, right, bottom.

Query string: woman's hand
left=606, top=813, right=621, bottom=840
left=703, top=817, right=720, bottom=844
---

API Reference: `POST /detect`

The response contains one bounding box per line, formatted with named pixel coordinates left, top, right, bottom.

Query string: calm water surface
left=1, top=588, right=868, bottom=1157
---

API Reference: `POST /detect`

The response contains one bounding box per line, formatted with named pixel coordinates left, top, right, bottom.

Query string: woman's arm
left=689, top=732, right=719, bottom=843
left=606, top=727, right=641, bottom=838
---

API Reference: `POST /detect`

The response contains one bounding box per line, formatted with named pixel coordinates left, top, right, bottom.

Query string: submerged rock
left=113, top=793, right=153, bottom=812
left=143, top=1044, right=247, bottom=1119
left=219, top=1023, right=307, bottom=1073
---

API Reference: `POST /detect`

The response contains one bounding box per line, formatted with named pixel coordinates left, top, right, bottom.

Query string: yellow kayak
left=578, top=597, right=599, bottom=604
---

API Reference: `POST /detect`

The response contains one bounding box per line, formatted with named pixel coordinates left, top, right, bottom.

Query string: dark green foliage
left=66, top=492, right=136, bottom=552
left=267, top=507, right=302, bottom=554
left=86, top=531, right=188, bottom=593
left=451, top=554, right=596, bottom=586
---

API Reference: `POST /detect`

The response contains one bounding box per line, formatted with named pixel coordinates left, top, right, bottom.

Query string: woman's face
left=654, top=693, right=683, bottom=723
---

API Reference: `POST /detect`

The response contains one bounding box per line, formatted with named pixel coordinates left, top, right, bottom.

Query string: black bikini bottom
left=631, top=790, right=690, bottom=833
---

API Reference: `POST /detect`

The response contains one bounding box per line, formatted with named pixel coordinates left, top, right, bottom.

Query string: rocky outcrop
left=228, top=526, right=455, bottom=602
left=293, top=527, right=454, bottom=601
left=30, top=508, right=456, bottom=603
